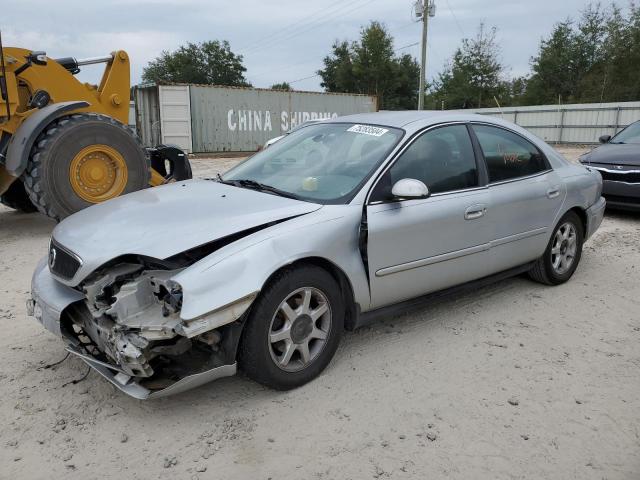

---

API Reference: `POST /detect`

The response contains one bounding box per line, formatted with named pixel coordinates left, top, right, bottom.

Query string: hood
left=582, top=143, right=640, bottom=166
left=52, top=180, right=321, bottom=284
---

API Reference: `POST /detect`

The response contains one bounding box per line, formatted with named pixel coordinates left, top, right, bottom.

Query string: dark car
left=579, top=121, right=640, bottom=210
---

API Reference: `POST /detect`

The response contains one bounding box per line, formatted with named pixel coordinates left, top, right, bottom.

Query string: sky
left=3, top=0, right=593, bottom=91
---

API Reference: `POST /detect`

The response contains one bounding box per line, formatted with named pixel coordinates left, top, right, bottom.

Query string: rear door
left=366, top=124, right=492, bottom=309
left=470, top=124, right=565, bottom=272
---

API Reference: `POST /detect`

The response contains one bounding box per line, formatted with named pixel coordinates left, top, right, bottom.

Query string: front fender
left=173, top=206, right=369, bottom=322
left=5, top=101, right=89, bottom=177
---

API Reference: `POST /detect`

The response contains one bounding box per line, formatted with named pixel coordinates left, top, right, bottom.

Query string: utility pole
left=416, top=0, right=435, bottom=110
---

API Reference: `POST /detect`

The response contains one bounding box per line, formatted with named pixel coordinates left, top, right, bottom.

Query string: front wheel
left=239, top=265, right=344, bottom=390
left=529, top=211, right=584, bottom=285
left=23, top=114, right=150, bottom=221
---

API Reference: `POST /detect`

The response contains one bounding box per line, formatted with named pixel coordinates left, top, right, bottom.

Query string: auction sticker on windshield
left=347, top=124, right=389, bottom=137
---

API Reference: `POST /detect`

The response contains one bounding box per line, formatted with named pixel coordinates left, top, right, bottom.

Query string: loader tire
left=23, top=114, right=150, bottom=221
left=0, top=180, right=38, bottom=213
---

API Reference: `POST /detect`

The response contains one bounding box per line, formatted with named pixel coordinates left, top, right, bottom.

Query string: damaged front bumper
left=28, top=257, right=246, bottom=399
left=65, top=343, right=237, bottom=399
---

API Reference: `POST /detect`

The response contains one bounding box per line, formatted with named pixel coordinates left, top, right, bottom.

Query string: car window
left=472, top=125, right=547, bottom=182
left=371, top=125, right=478, bottom=201
left=224, top=123, right=403, bottom=204
left=611, top=121, right=640, bottom=144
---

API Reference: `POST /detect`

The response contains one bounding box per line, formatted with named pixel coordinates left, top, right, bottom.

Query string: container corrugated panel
left=134, top=85, right=161, bottom=148
left=456, top=101, right=640, bottom=143
left=189, top=85, right=377, bottom=152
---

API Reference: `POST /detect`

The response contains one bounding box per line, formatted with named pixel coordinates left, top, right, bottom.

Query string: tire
left=239, top=265, right=344, bottom=390
left=529, top=211, right=584, bottom=285
left=0, top=180, right=37, bottom=213
left=22, top=114, right=150, bottom=221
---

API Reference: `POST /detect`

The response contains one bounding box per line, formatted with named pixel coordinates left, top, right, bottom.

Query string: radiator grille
left=592, top=165, right=640, bottom=184
left=49, top=240, right=81, bottom=280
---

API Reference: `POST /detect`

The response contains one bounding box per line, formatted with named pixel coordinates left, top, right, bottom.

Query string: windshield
left=611, top=122, right=640, bottom=144
left=223, top=123, right=403, bottom=204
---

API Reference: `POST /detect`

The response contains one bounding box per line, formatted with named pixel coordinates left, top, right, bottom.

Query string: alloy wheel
left=268, top=287, right=332, bottom=372
left=551, top=222, right=577, bottom=275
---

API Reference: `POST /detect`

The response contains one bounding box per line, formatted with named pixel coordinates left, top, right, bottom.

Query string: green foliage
left=142, top=40, right=250, bottom=87
left=524, top=2, right=640, bottom=104
left=270, top=82, right=293, bottom=91
left=318, top=22, right=420, bottom=109
left=427, top=2, right=640, bottom=108
left=426, top=24, right=508, bottom=109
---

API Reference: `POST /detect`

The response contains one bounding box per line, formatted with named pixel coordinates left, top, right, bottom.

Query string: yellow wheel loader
left=0, top=37, right=192, bottom=221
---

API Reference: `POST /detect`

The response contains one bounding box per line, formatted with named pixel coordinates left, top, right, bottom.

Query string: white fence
left=460, top=101, right=640, bottom=144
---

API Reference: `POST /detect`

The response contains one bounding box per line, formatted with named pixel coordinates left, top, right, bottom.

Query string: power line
left=237, top=0, right=348, bottom=52
left=443, top=0, right=465, bottom=37
left=248, top=0, right=378, bottom=54
left=285, top=23, right=425, bottom=88
left=396, top=41, right=420, bottom=51
left=241, top=0, right=377, bottom=55
left=289, top=73, right=322, bottom=84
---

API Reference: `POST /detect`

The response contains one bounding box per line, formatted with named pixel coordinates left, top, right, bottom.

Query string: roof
left=134, top=82, right=378, bottom=99
left=329, top=110, right=495, bottom=128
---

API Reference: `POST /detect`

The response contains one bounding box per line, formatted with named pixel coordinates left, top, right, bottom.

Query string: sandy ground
left=1, top=146, right=639, bottom=479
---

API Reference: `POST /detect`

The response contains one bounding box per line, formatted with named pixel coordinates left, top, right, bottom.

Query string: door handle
left=464, top=205, right=487, bottom=220
left=547, top=186, right=560, bottom=199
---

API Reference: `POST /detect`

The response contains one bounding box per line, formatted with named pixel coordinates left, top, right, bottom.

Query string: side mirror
left=391, top=178, right=429, bottom=200
left=599, top=134, right=611, bottom=144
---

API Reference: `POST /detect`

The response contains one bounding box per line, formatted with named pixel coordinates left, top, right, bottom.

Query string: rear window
left=472, top=125, right=548, bottom=182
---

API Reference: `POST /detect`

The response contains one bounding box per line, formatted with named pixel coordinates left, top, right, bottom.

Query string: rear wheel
left=239, top=265, right=344, bottom=390
left=529, top=211, right=584, bottom=285
left=23, top=114, right=150, bottom=221
left=0, top=179, right=37, bottom=213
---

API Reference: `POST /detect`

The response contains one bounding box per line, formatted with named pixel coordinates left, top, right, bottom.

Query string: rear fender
left=5, top=101, right=89, bottom=177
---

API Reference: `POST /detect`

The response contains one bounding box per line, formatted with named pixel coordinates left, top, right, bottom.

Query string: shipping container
left=134, top=84, right=377, bottom=153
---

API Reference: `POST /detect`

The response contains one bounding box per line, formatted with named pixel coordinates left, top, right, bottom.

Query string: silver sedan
left=28, top=111, right=605, bottom=398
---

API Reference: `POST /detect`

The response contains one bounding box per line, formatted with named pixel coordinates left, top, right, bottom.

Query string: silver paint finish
left=173, top=204, right=369, bottom=320
left=30, top=258, right=84, bottom=337
left=367, top=188, right=493, bottom=308
left=51, top=180, right=322, bottom=286
left=29, top=111, right=605, bottom=398
left=391, top=178, right=429, bottom=199
left=585, top=197, right=606, bottom=240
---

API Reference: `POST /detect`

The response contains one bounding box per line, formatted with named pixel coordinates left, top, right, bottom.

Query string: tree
left=584, top=3, right=640, bottom=102
left=142, top=40, right=250, bottom=86
left=426, top=24, right=507, bottom=109
left=522, top=20, right=580, bottom=104
left=270, top=82, right=292, bottom=91
left=318, top=22, right=420, bottom=109
left=523, top=3, right=640, bottom=104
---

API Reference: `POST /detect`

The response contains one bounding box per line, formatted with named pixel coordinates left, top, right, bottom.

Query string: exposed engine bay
left=61, top=261, right=251, bottom=391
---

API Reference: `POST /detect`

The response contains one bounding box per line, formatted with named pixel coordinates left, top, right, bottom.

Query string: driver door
left=366, top=124, right=493, bottom=309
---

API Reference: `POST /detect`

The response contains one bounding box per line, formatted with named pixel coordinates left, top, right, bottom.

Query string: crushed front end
left=29, top=253, right=253, bottom=399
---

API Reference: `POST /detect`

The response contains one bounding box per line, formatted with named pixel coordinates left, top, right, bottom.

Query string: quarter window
left=371, top=125, right=478, bottom=201
left=472, top=125, right=547, bottom=182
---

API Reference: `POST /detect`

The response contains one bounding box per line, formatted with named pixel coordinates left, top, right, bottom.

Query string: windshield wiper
left=225, top=178, right=300, bottom=200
